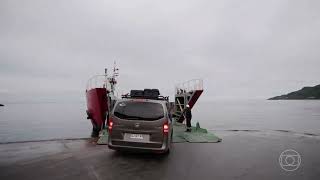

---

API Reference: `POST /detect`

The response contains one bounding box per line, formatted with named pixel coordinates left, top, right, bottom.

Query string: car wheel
left=165, top=137, right=171, bottom=155
left=163, top=148, right=170, bottom=155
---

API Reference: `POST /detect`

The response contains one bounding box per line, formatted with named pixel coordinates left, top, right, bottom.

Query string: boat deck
left=97, top=121, right=221, bottom=145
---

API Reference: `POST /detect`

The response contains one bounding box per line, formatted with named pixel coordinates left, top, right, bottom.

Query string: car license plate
left=130, top=134, right=144, bottom=140
left=124, top=133, right=149, bottom=142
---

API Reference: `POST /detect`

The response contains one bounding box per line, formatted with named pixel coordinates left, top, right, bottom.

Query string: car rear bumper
left=108, top=138, right=169, bottom=153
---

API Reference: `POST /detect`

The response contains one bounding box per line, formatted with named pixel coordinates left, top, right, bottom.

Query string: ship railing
left=121, top=94, right=169, bottom=101
left=175, top=79, right=203, bottom=95
left=86, top=75, right=111, bottom=91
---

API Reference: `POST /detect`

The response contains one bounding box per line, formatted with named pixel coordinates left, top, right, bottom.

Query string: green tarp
left=97, top=130, right=109, bottom=145
left=171, top=121, right=221, bottom=143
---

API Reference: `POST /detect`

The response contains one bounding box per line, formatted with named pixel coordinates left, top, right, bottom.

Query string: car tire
left=164, top=137, right=172, bottom=155
left=164, top=148, right=170, bottom=155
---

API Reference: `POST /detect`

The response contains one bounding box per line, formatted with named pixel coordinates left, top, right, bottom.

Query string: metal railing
left=175, top=79, right=203, bottom=94
left=86, top=75, right=111, bottom=91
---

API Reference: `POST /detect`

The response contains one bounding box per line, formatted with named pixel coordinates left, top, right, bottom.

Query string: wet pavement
left=1, top=131, right=320, bottom=180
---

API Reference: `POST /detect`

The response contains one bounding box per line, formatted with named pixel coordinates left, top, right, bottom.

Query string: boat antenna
left=108, top=61, right=119, bottom=94
left=104, top=68, right=108, bottom=88
left=113, top=61, right=119, bottom=78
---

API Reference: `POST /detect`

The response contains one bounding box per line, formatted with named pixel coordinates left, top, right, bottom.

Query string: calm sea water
left=0, top=100, right=319, bottom=143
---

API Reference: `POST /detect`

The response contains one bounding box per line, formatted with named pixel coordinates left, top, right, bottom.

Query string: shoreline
left=1, top=129, right=319, bottom=145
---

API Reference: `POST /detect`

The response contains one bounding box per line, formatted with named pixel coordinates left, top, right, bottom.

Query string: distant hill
left=268, top=84, right=320, bottom=100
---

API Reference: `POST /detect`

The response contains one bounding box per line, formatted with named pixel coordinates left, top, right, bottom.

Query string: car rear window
left=114, top=101, right=164, bottom=121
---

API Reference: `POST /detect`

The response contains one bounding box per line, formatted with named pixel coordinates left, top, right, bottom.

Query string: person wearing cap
left=184, top=104, right=192, bottom=132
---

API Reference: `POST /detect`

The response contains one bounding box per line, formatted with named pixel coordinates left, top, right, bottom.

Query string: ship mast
left=107, top=61, right=119, bottom=95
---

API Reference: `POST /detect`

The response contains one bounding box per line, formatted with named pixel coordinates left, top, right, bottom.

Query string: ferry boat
left=85, top=65, right=119, bottom=136
left=85, top=65, right=204, bottom=137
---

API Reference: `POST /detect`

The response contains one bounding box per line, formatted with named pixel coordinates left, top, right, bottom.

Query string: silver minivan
left=107, top=98, right=173, bottom=154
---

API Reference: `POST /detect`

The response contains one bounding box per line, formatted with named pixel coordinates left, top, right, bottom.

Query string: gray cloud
left=1, top=0, right=320, bottom=102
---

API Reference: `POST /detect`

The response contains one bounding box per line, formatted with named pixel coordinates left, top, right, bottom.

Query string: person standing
left=184, top=104, right=192, bottom=132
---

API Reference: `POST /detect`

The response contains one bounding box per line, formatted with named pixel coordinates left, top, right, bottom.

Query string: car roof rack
left=122, top=89, right=169, bottom=101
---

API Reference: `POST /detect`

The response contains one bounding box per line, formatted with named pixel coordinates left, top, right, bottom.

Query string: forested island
left=269, top=84, right=320, bottom=100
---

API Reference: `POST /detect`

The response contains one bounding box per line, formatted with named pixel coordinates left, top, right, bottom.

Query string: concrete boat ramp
left=1, top=130, right=319, bottom=180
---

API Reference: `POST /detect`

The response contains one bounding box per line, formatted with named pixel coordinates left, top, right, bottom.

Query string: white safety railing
left=86, top=75, right=111, bottom=91
left=175, top=79, right=203, bottom=94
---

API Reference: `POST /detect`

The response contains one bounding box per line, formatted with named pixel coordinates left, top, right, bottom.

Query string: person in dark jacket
left=184, top=104, right=192, bottom=132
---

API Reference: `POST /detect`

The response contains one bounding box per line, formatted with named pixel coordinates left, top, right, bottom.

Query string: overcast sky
left=1, top=0, right=320, bottom=103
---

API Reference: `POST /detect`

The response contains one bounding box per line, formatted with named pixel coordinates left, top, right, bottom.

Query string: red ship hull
left=86, top=88, right=108, bottom=133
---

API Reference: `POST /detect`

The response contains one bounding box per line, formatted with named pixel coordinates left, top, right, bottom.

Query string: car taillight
left=163, top=123, right=169, bottom=133
left=108, top=118, right=113, bottom=132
